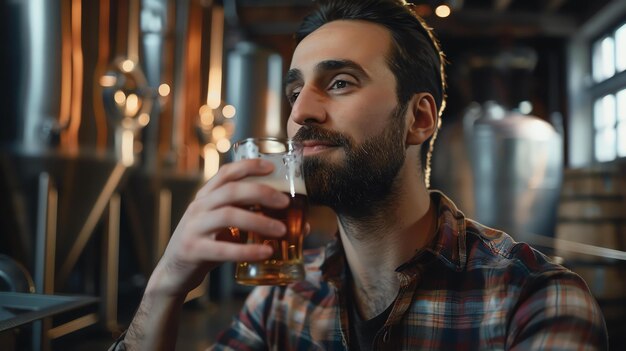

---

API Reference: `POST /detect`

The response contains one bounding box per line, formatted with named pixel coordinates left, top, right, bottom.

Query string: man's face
left=286, top=20, right=408, bottom=216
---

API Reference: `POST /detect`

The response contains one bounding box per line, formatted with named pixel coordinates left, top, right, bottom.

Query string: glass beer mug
left=232, top=138, right=308, bottom=285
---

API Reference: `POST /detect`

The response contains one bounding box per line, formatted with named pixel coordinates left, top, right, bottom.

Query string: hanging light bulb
left=435, top=4, right=451, bottom=18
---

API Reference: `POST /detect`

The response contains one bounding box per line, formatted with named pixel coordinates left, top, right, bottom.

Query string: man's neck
left=337, top=177, right=436, bottom=320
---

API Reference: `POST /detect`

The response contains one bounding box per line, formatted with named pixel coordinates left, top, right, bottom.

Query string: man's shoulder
left=431, top=191, right=566, bottom=277
left=463, top=218, right=567, bottom=276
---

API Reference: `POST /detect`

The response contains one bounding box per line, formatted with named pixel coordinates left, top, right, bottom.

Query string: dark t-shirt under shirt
left=346, top=287, right=394, bottom=351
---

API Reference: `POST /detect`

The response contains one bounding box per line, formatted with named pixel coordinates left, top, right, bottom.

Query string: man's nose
left=288, top=86, right=327, bottom=125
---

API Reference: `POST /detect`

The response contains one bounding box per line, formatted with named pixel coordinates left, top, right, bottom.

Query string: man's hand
left=117, top=159, right=292, bottom=351
left=147, top=158, right=291, bottom=298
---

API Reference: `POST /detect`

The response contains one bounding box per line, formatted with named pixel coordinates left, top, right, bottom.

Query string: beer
left=236, top=193, right=307, bottom=285
left=233, top=138, right=308, bottom=285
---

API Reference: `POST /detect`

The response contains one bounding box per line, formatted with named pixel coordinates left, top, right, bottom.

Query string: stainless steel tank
left=1, top=0, right=289, bottom=336
left=227, top=41, right=284, bottom=141
left=0, top=0, right=127, bottom=283
left=0, top=0, right=220, bottom=343
left=432, top=101, right=563, bottom=241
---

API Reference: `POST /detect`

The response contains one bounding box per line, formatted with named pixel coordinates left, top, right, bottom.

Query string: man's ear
left=405, top=93, right=438, bottom=145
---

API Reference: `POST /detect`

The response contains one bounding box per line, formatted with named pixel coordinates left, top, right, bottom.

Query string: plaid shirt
left=211, top=191, right=608, bottom=350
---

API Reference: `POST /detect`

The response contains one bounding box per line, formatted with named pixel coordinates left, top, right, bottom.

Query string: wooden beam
left=238, top=0, right=313, bottom=6
left=545, top=0, right=568, bottom=13
left=430, top=9, right=578, bottom=37
left=235, top=4, right=580, bottom=38
left=493, top=0, right=513, bottom=12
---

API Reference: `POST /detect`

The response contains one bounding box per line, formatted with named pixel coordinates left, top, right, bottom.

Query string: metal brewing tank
left=0, top=1, right=246, bottom=345
left=433, top=101, right=563, bottom=241
left=227, top=41, right=284, bottom=141
left=0, top=0, right=126, bottom=281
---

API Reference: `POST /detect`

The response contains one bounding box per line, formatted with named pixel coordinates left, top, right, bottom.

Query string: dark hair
left=295, top=0, right=447, bottom=187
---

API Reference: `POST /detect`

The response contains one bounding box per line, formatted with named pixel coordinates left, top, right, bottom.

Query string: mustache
left=292, top=125, right=352, bottom=147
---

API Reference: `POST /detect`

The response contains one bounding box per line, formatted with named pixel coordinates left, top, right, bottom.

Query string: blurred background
left=0, top=0, right=625, bottom=350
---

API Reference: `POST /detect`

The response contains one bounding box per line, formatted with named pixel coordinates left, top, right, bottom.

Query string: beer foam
left=245, top=153, right=307, bottom=195
left=246, top=176, right=307, bottom=195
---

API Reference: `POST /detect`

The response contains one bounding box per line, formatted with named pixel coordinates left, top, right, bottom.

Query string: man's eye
left=288, top=92, right=300, bottom=104
left=330, top=80, right=349, bottom=90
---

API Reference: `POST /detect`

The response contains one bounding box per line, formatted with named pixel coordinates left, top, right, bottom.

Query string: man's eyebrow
left=284, top=59, right=370, bottom=90
left=315, top=59, right=368, bottom=78
left=284, top=69, right=303, bottom=89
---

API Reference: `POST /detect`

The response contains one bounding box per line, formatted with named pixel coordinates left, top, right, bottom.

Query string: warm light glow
left=121, top=59, right=135, bottom=72
left=265, top=90, right=281, bottom=136
left=121, top=119, right=132, bottom=129
left=265, top=54, right=283, bottom=136
left=216, top=138, right=231, bottom=153
left=68, top=0, right=84, bottom=151
left=200, top=111, right=215, bottom=126
left=206, top=6, right=224, bottom=111
left=212, top=125, right=226, bottom=140
left=128, top=0, right=140, bottom=61
left=134, top=140, right=143, bottom=153
left=435, top=4, right=451, bottom=18
left=59, top=0, right=72, bottom=148
left=125, top=93, right=139, bottom=117
left=204, top=144, right=220, bottom=179
left=114, top=90, right=126, bottom=105
left=100, top=75, right=117, bottom=87
left=222, top=104, right=236, bottom=118
left=121, top=129, right=135, bottom=166
left=93, top=0, right=111, bottom=150
left=207, top=91, right=221, bottom=109
left=138, top=113, right=150, bottom=126
left=223, top=121, right=235, bottom=136
left=158, top=83, right=170, bottom=97
left=199, top=104, right=210, bottom=115
left=412, top=4, right=432, bottom=17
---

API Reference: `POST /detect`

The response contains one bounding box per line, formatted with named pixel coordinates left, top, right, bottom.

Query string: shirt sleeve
left=210, top=286, right=276, bottom=351
left=506, top=270, right=609, bottom=350
left=107, top=331, right=127, bottom=351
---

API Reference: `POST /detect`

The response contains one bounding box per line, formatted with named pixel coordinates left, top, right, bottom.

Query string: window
left=616, top=24, right=626, bottom=72
left=592, top=36, right=615, bottom=82
left=618, top=89, right=626, bottom=157
left=591, top=22, right=626, bottom=162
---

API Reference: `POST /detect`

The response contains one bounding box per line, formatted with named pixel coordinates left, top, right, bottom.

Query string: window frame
left=567, top=8, right=626, bottom=167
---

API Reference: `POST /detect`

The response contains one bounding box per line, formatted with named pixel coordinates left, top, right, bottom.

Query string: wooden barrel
left=555, top=165, right=626, bottom=345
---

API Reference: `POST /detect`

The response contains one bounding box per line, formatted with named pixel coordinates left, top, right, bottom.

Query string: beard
left=293, top=105, right=407, bottom=219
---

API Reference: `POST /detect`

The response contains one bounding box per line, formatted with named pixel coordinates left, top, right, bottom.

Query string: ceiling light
left=435, top=4, right=451, bottom=18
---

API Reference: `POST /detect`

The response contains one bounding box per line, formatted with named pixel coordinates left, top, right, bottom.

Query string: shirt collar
left=320, top=190, right=468, bottom=282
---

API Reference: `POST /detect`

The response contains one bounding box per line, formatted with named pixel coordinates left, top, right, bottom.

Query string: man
left=111, top=0, right=608, bottom=350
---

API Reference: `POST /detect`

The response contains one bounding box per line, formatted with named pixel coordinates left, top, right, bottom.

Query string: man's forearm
left=121, top=288, right=187, bottom=351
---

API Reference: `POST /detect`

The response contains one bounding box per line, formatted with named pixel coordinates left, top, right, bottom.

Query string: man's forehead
left=290, top=20, right=392, bottom=71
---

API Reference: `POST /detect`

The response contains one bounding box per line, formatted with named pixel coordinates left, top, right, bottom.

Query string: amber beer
left=233, top=138, right=307, bottom=285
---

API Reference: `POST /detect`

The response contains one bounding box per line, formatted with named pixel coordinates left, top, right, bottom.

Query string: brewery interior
left=1, top=0, right=625, bottom=349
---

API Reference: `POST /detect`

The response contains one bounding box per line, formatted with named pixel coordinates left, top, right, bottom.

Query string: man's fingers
left=192, top=182, right=290, bottom=212
left=187, top=206, right=287, bottom=239
left=195, top=159, right=274, bottom=198
left=190, top=239, right=273, bottom=262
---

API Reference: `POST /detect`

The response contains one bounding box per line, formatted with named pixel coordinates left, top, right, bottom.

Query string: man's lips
left=301, top=140, right=339, bottom=155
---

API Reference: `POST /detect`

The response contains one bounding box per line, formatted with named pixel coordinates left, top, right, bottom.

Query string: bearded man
left=111, top=1, right=607, bottom=350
